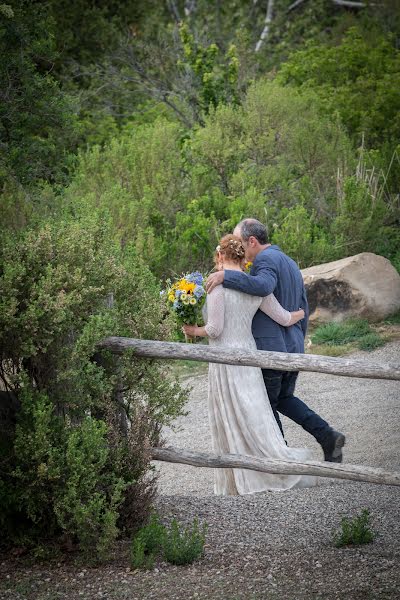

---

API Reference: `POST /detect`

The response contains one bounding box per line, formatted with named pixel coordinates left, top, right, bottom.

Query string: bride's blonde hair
left=214, top=234, right=245, bottom=267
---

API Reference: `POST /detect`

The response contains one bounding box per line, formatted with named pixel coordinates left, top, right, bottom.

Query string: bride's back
left=209, top=287, right=261, bottom=349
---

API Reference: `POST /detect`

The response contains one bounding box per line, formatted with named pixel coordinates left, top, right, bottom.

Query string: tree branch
left=255, top=0, right=274, bottom=52
left=331, top=0, right=368, bottom=7
left=166, top=0, right=181, bottom=23
left=287, top=0, right=371, bottom=12
left=287, top=0, right=308, bottom=13
left=184, top=0, right=197, bottom=18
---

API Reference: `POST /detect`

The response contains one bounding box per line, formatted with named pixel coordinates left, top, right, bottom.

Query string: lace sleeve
left=259, top=294, right=292, bottom=327
left=205, top=286, right=225, bottom=338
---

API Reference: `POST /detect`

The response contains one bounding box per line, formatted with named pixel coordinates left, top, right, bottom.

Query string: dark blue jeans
left=262, top=369, right=331, bottom=443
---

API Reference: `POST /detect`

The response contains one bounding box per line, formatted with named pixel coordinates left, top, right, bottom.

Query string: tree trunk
left=255, top=0, right=274, bottom=52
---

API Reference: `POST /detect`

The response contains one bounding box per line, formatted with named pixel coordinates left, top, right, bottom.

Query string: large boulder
left=301, top=253, right=400, bottom=322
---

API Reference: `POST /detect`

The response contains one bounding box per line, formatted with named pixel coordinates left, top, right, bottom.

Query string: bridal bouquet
left=165, top=271, right=206, bottom=341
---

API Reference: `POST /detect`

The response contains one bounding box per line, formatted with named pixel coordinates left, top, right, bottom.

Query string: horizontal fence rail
left=98, top=337, right=400, bottom=381
left=151, top=447, right=400, bottom=487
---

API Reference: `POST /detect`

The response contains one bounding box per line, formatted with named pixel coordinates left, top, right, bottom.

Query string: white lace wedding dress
left=204, top=286, right=317, bottom=495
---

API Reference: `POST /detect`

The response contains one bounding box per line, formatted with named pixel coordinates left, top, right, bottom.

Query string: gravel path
left=152, top=341, right=400, bottom=598
left=1, top=343, right=399, bottom=600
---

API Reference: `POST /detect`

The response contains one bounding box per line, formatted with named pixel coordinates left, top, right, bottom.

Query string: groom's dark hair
left=238, top=219, right=268, bottom=244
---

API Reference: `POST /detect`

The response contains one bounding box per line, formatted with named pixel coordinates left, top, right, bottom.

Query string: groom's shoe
left=320, top=430, right=346, bottom=463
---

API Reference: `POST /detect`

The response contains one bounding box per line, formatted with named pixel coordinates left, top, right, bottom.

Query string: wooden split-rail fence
left=99, top=337, right=400, bottom=488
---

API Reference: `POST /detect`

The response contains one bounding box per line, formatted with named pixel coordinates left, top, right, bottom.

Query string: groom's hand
left=206, top=271, right=224, bottom=293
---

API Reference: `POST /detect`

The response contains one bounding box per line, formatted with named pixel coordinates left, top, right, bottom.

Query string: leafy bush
left=130, top=513, right=166, bottom=569
left=311, top=319, right=385, bottom=351
left=130, top=514, right=207, bottom=568
left=131, top=537, right=155, bottom=570
left=332, top=175, right=397, bottom=260
left=178, top=22, right=239, bottom=118
left=56, top=74, right=397, bottom=278
left=278, top=28, right=400, bottom=151
left=333, top=509, right=375, bottom=548
left=0, top=211, right=187, bottom=557
left=162, top=518, right=207, bottom=566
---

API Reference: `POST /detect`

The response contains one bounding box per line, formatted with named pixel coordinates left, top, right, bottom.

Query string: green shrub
left=130, top=513, right=166, bottom=569
left=332, top=175, right=393, bottom=259
left=64, top=79, right=359, bottom=277
left=162, top=518, right=207, bottom=566
left=390, top=250, right=400, bottom=274
left=130, top=514, right=207, bottom=568
left=333, top=509, right=375, bottom=548
left=134, top=513, right=166, bottom=555
left=131, top=538, right=155, bottom=570
left=0, top=212, right=187, bottom=558
left=271, top=204, right=334, bottom=269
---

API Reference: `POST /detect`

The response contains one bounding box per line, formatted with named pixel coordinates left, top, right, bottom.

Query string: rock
left=301, top=253, right=400, bottom=322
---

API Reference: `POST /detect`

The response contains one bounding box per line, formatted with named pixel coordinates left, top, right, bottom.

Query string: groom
left=206, top=218, right=346, bottom=463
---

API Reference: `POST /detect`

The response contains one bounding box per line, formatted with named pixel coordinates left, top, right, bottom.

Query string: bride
left=183, top=234, right=316, bottom=495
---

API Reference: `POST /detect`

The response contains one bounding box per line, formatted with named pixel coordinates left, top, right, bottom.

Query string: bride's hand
left=182, top=324, right=198, bottom=336
left=289, top=308, right=305, bottom=325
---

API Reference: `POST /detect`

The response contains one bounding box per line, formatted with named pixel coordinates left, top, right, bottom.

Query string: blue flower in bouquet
left=186, top=271, right=204, bottom=286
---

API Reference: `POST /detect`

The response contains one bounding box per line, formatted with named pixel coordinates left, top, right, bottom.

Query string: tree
left=0, top=1, right=78, bottom=186
left=277, top=27, right=400, bottom=150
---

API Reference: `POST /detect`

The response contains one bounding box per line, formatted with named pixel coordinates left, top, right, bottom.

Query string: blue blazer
left=223, top=245, right=308, bottom=354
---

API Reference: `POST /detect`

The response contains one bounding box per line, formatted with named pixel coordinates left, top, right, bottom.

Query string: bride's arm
left=260, top=294, right=304, bottom=327
left=182, top=286, right=224, bottom=338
